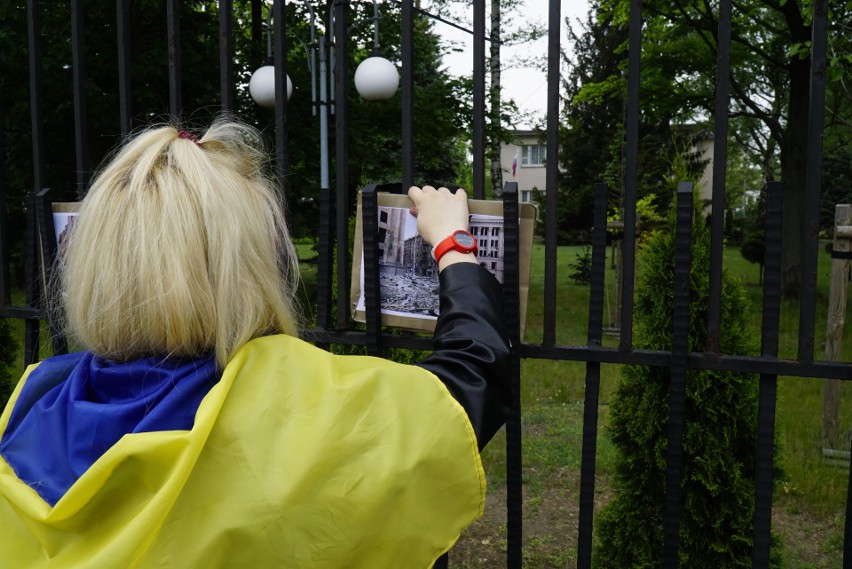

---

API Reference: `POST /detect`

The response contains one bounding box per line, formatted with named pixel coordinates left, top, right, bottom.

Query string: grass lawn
left=2, top=236, right=850, bottom=567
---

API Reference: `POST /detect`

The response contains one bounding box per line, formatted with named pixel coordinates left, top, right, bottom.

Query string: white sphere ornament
left=248, top=65, right=293, bottom=108
left=354, top=57, right=399, bottom=101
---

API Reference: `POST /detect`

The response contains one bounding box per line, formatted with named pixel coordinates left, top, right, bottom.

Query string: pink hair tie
left=178, top=130, right=202, bottom=146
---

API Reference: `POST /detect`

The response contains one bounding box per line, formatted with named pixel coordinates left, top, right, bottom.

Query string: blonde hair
left=58, top=120, right=301, bottom=367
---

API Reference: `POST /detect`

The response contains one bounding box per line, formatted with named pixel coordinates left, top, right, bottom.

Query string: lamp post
left=248, top=0, right=399, bottom=329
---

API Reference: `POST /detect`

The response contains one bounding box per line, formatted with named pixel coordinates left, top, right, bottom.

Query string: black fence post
left=166, top=0, right=182, bottom=121
left=577, top=182, right=609, bottom=568
left=334, top=0, right=350, bottom=331
left=662, top=181, right=695, bottom=568
left=753, top=181, right=783, bottom=567
left=706, top=0, right=731, bottom=353
left=619, top=0, right=642, bottom=352
left=24, top=192, right=40, bottom=365
left=71, top=0, right=90, bottom=197
left=219, top=0, right=234, bottom=112
left=361, top=184, right=382, bottom=357
left=316, top=185, right=334, bottom=330
left=0, top=105, right=10, bottom=307
left=117, top=0, right=132, bottom=137
left=502, top=181, right=522, bottom=568
left=542, top=0, right=560, bottom=347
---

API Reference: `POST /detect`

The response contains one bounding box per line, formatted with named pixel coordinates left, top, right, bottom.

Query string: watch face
left=454, top=231, right=475, bottom=248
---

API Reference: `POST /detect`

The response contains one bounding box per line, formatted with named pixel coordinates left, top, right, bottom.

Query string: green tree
left=595, top=0, right=852, bottom=296
left=558, top=6, right=626, bottom=243
left=594, top=193, right=782, bottom=568
left=0, top=1, right=472, bottom=264
left=558, top=6, right=709, bottom=244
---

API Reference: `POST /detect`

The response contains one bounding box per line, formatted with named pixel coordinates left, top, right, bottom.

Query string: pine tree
left=593, top=195, right=782, bottom=568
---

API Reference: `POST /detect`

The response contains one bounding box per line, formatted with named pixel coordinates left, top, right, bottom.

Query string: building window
left=520, top=190, right=532, bottom=203
left=521, top=144, right=546, bottom=167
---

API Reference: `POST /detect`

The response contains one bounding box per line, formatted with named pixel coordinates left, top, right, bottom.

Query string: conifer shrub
left=593, top=198, right=782, bottom=568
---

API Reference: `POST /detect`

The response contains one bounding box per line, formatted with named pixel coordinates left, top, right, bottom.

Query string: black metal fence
left=1, top=1, right=850, bottom=568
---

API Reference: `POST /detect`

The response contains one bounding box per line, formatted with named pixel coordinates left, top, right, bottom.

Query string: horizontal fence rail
left=0, top=0, right=849, bottom=567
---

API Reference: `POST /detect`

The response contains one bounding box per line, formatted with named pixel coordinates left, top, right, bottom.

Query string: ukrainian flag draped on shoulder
left=0, top=335, right=485, bottom=568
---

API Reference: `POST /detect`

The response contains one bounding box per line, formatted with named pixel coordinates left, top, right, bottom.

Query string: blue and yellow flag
left=0, top=335, right=485, bottom=568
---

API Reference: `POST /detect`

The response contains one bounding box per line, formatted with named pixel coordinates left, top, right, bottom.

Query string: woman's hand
left=408, top=185, right=478, bottom=271
left=407, top=185, right=469, bottom=246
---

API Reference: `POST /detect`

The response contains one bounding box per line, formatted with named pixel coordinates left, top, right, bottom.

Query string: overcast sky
left=426, top=0, right=591, bottom=129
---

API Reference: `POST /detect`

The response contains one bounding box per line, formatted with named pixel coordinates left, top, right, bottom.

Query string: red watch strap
left=433, top=231, right=478, bottom=263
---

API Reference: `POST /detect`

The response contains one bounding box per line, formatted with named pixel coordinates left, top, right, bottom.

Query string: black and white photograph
left=354, top=206, right=506, bottom=321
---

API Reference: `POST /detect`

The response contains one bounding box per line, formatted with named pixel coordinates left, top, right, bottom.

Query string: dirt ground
left=448, top=473, right=844, bottom=568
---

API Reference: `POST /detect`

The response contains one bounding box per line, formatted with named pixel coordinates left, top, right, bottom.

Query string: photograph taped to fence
left=53, top=204, right=80, bottom=255
left=351, top=192, right=536, bottom=334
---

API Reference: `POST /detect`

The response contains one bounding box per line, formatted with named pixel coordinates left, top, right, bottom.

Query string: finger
left=408, top=186, right=425, bottom=210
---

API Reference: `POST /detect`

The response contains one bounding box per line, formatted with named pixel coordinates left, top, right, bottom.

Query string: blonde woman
left=0, top=120, right=510, bottom=568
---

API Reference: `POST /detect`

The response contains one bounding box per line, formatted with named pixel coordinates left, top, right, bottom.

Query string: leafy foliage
left=558, top=6, right=710, bottom=245
left=593, top=194, right=782, bottom=568
left=0, top=1, right=471, bottom=268
left=590, top=0, right=852, bottom=296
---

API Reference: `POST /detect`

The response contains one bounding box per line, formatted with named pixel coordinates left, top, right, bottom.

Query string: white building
left=499, top=130, right=550, bottom=204
left=500, top=128, right=716, bottom=213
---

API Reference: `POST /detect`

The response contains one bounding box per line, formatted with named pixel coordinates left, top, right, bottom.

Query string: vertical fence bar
left=542, top=0, right=559, bottom=347
left=71, top=0, right=90, bottom=196
left=577, top=183, right=608, bottom=569
left=219, top=0, right=234, bottom=112
left=753, top=180, right=783, bottom=568
left=706, top=0, right=731, bottom=353
left=401, top=0, right=414, bottom=189
left=334, top=0, right=350, bottom=329
left=117, top=0, right=132, bottom=137
left=273, top=0, right=290, bottom=203
left=662, top=181, right=695, bottom=568
left=316, top=185, right=333, bottom=329
left=471, top=0, right=485, bottom=199
left=251, top=0, right=262, bottom=48
left=35, top=189, right=67, bottom=355
left=167, top=0, right=182, bottom=120
left=26, top=0, right=45, bottom=364
left=619, top=0, right=641, bottom=352
left=23, top=193, right=40, bottom=365
left=797, top=0, right=828, bottom=363
left=27, top=0, right=45, bottom=198
left=502, top=181, right=522, bottom=569
left=0, top=107, right=10, bottom=306
left=361, top=185, right=382, bottom=356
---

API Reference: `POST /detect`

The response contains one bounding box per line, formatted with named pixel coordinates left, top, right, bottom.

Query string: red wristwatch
left=432, top=230, right=478, bottom=263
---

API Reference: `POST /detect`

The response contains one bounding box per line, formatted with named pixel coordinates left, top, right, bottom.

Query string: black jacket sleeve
left=416, top=263, right=512, bottom=449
